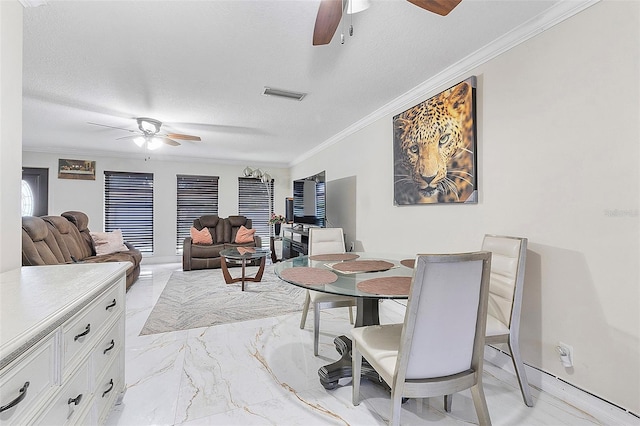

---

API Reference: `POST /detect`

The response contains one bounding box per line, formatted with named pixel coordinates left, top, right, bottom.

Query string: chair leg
left=508, top=336, right=534, bottom=407
left=444, top=394, right=452, bottom=412
left=390, top=388, right=403, bottom=426
left=313, top=302, right=320, bottom=356
left=352, top=343, right=362, bottom=406
left=348, top=306, right=354, bottom=324
left=299, top=291, right=310, bottom=329
left=470, top=383, right=491, bottom=426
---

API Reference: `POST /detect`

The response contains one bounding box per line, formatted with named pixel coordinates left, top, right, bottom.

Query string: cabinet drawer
left=91, top=319, right=123, bottom=382
left=34, top=363, right=90, bottom=425
left=0, top=334, right=56, bottom=424
left=62, top=285, right=123, bottom=375
left=94, top=356, right=122, bottom=425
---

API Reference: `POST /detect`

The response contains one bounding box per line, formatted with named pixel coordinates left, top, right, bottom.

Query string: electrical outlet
left=557, top=342, right=573, bottom=368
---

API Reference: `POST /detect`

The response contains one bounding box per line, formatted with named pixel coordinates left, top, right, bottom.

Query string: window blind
left=176, top=174, right=219, bottom=252
left=238, top=177, right=273, bottom=248
left=104, top=171, right=154, bottom=253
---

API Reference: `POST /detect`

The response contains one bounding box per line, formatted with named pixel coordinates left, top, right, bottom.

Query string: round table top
left=220, top=247, right=270, bottom=260
left=274, top=252, right=415, bottom=299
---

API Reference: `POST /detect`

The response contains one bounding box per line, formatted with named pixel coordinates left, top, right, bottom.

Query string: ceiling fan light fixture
left=147, top=137, right=163, bottom=150
left=262, top=87, right=306, bottom=101
left=137, top=117, right=161, bottom=134
left=133, top=136, right=146, bottom=147
left=347, top=0, right=370, bottom=14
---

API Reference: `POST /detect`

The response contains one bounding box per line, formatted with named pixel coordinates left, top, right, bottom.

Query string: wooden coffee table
left=219, top=247, right=270, bottom=291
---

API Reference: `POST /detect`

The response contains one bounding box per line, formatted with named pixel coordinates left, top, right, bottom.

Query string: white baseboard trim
left=484, top=346, right=640, bottom=424
left=141, top=255, right=181, bottom=265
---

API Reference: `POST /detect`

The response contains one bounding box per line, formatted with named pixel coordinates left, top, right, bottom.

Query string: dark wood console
left=281, top=225, right=309, bottom=259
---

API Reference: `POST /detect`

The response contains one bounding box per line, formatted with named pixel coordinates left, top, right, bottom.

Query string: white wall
left=22, top=151, right=290, bottom=263
left=291, top=0, right=639, bottom=414
left=0, top=1, right=23, bottom=273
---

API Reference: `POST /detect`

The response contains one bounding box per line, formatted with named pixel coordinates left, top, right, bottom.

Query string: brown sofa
left=182, top=215, right=262, bottom=271
left=21, top=211, right=142, bottom=290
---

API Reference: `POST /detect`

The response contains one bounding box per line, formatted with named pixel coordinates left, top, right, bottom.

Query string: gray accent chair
left=351, top=252, right=493, bottom=426
left=445, top=235, right=533, bottom=410
left=299, top=227, right=356, bottom=356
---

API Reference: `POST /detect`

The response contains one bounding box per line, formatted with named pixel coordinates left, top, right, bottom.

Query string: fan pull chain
left=341, top=3, right=345, bottom=44
left=349, top=0, right=354, bottom=37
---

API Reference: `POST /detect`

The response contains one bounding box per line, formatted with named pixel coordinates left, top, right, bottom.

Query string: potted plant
left=269, top=213, right=286, bottom=236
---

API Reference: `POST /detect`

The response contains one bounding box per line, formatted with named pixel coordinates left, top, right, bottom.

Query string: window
left=22, top=167, right=49, bottom=216
left=238, top=177, right=273, bottom=248
left=104, top=171, right=154, bottom=253
left=176, top=174, right=219, bottom=252
left=21, top=180, right=34, bottom=216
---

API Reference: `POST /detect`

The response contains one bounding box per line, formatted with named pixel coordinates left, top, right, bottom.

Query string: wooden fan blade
left=87, top=122, right=136, bottom=133
left=407, top=0, right=462, bottom=16
left=166, top=133, right=201, bottom=141
left=313, top=0, right=343, bottom=46
left=160, top=137, right=181, bottom=146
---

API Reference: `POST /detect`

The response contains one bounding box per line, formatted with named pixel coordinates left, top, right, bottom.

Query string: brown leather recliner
left=182, top=215, right=262, bottom=271
left=21, top=212, right=142, bottom=290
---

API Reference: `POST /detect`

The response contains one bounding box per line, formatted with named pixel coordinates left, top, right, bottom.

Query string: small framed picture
left=58, top=159, right=96, bottom=180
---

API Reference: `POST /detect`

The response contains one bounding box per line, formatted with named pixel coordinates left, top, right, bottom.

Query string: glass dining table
left=274, top=252, right=415, bottom=389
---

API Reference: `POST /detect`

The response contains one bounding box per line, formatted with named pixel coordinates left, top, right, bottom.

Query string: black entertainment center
left=282, top=170, right=326, bottom=259
left=281, top=225, right=309, bottom=259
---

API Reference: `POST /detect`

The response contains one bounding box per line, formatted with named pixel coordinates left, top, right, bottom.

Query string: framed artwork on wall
left=58, top=158, right=96, bottom=180
left=393, top=76, right=478, bottom=205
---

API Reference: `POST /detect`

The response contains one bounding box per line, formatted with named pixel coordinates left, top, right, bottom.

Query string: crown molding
left=19, top=0, right=48, bottom=8
left=22, top=146, right=289, bottom=169
left=291, top=0, right=600, bottom=166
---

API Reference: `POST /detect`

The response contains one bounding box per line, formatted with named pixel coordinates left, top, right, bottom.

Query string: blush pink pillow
left=190, top=226, right=213, bottom=245
left=235, top=226, right=256, bottom=244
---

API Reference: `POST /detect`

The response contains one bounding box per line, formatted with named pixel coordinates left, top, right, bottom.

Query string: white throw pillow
left=91, top=229, right=129, bottom=255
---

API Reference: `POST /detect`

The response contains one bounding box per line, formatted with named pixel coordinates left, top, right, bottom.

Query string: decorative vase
left=274, top=223, right=281, bottom=237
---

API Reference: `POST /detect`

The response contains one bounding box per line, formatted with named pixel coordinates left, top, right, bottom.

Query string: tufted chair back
left=21, top=216, right=66, bottom=265
left=193, top=215, right=225, bottom=244
left=43, top=215, right=92, bottom=261
left=481, top=235, right=527, bottom=334
left=308, top=228, right=345, bottom=255
left=62, top=211, right=96, bottom=257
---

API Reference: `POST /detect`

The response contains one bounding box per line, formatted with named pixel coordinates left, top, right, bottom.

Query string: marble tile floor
left=106, top=263, right=626, bottom=426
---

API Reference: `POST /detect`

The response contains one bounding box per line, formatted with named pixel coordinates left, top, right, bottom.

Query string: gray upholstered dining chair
left=351, top=252, right=493, bottom=426
left=300, top=227, right=356, bottom=356
left=445, top=234, right=532, bottom=411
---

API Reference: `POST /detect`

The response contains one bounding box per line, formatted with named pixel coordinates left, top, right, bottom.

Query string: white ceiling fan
left=88, top=117, right=202, bottom=150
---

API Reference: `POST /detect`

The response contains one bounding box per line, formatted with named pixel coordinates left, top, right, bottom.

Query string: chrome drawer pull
left=103, top=339, right=115, bottom=354
left=102, top=379, right=114, bottom=398
left=105, top=299, right=117, bottom=310
left=74, top=324, right=91, bottom=341
left=0, top=381, right=29, bottom=412
left=67, top=393, right=82, bottom=406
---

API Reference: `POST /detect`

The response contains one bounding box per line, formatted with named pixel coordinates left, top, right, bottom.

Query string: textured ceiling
left=22, top=0, right=586, bottom=166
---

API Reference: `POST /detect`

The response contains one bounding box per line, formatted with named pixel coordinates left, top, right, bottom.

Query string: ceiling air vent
left=262, top=87, right=306, bottom=101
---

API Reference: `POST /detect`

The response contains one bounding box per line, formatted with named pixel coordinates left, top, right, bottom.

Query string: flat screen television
left=293, top=171, right=326, bottom=227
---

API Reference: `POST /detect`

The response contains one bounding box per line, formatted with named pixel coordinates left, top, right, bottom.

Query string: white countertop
left=0, top=262, right=129, bottom=369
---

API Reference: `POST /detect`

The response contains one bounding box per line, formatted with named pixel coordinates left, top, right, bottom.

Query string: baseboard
left=484, top=346, right=640, bottom=424
left=141, top=255, right=181, bottom=265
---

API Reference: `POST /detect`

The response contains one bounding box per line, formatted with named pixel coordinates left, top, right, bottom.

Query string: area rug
left=140, top=265, right=305, bottom=335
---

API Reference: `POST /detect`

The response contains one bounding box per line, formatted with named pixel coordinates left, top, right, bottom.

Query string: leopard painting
left=393, top=77, right=477, bottom=205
